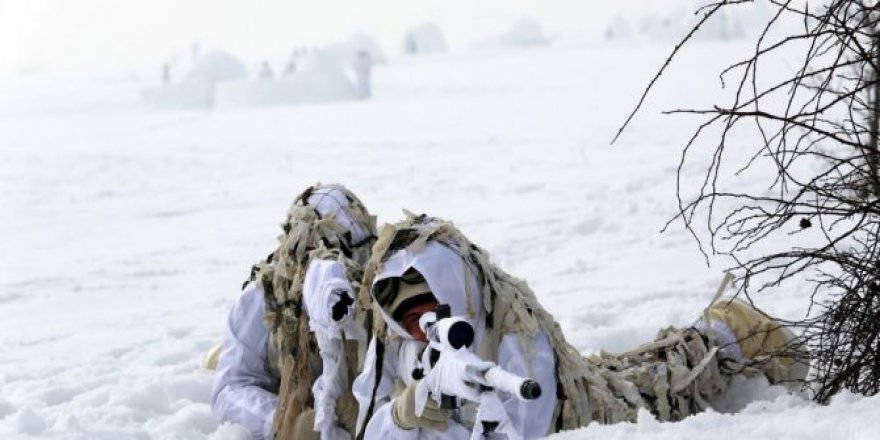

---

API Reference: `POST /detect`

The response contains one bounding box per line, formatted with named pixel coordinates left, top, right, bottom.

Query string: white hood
left=306, top=184, right=369, bottom=245
left=371, top=241, right=486, bottom=351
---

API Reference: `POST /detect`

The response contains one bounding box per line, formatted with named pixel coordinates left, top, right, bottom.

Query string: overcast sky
left=0, top=0, right=681, bottom=76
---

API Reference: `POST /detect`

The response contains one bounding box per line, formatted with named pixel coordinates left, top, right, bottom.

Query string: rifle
left=411, top=304, right=542, bottom=439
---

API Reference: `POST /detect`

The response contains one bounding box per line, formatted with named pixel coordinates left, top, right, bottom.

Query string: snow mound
left=151, top=404, right=217, bottom=437
left=548, top=391, right=880, bottom=440
left=497, top=18, right=548, bottom=46
left=209, top=423, right=252, bottom=439
left=215, top=51, right=357, bottom=107
left=605, top=15, right=635, bottom=40
left=0, top=400, right=14, bottom=419
left=12, top=407, right=46, bottom=435
left=609, top=1, right=771, bottom=43
left=141, top=50, right=248, bottom=109
left=186, top=51, right=248, bottom=84
left=325, top=32, right=387, bottom=65
left=403, top=22, right=448, bottom=55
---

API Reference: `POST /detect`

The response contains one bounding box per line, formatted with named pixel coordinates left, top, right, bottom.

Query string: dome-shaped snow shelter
left=327, top=32, right=387, bottom=65
left=605, top=15, right=634, bottom=40
left=498, top=18, right=548, bottom=46
left=403, top=22, right=448, bottom=55
left=186, top=51, right=247, bottom=84
left=215, top=50, right=358, bottom=107
left=283, top=49, right=359, bottom=102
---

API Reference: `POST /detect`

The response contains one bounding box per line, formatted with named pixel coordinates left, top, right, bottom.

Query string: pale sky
left=0, top=0, right=674, bottom=75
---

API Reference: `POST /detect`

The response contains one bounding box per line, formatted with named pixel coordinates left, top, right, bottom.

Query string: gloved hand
left=330, top=288, right=355, bottom=322
left=391, top=380, right=451, bottom=432
left=417, top=347, right=488, bottom=407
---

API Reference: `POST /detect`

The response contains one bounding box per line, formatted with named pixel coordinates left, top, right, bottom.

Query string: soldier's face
left=400, top=300, right=439, bottom=342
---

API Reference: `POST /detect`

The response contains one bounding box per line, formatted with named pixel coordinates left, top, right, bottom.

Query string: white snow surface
left=1, top=41, right=878, bottom=439
left=141, top=82, right=216, bottom=109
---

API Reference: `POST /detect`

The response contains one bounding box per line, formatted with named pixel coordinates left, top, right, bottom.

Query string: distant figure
left=190, top=42, right=201, bottom=64
left=259, top=61, right=275, bottom=80
left=162, top=63, right=171, bottom=85
left=209, top=184, right=375, bottom=440
left=353, top=50, right=372, bottom=99
left=282, top=59, right=297, bottom=77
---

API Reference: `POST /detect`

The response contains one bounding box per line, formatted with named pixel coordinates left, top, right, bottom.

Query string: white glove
left=392, top=380, right=452, bottom=431
left=303, top=259, right=365, bottom=340
left=415, top=347, right=492, bottom=417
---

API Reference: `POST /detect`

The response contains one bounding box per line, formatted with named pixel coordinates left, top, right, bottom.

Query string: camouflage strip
left=247, top=183, right=376, bottom=438
left=357, top=214, right=766, bottom=434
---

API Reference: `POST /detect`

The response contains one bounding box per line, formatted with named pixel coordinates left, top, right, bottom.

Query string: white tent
left=141, top=50, right=247, bottom=109
left=605, top=15, right=634, bottom=40
left=403, top=22, right=448, bottom=55
left=632, top=1, right=755, bottom=43
left=185, top=51, right=247, bottom=84
left=498, top=19, right=548, bottom=46
left=215, top=50, right=358, bottom=107
left=325, top=32, right=387, bottom=65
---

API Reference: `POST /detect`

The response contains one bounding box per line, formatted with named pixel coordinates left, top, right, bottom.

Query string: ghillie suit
left=357, top=213, right=806, bottom=434
left=245, top=184, right=377, bottom=439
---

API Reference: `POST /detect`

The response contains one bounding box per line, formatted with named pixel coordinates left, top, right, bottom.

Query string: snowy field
left=1, top=41, right=878, bottom=439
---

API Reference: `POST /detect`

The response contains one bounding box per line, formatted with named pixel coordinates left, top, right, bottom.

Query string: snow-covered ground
left=1, top=41, right=878, bottom=439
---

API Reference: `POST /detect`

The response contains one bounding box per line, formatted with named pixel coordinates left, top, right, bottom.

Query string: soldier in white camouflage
left=353, top=213, right=809, bottom=439
left=210, top=183, right=376, bottom=440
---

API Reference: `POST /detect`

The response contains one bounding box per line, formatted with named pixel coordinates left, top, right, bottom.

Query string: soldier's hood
left=306, top=184, right=370, bottom=245
left=372, top=240, right=486, bottom=348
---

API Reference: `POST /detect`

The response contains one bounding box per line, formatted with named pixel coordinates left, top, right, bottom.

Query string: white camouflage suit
left=354, top=241, right=559, bottom=439
left=211, top=185, right=370, bottom=440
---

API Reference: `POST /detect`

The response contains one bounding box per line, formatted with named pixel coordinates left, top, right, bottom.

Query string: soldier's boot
left=202, top=342, right=223, bottom=371
left=704, top=298, right=809, bottom=385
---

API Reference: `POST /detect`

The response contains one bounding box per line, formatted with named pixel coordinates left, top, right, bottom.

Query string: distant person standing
left=259, top=61, right=275, bottom=80
left=162, top=63, right=171, bottom=85
left=209, top=184, right=376, bottom=440
left=282, top=59, right=297, bottom=77
left=190, top=42, right=201, bottom=64
left=353, top=50, right=372, bottom=99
